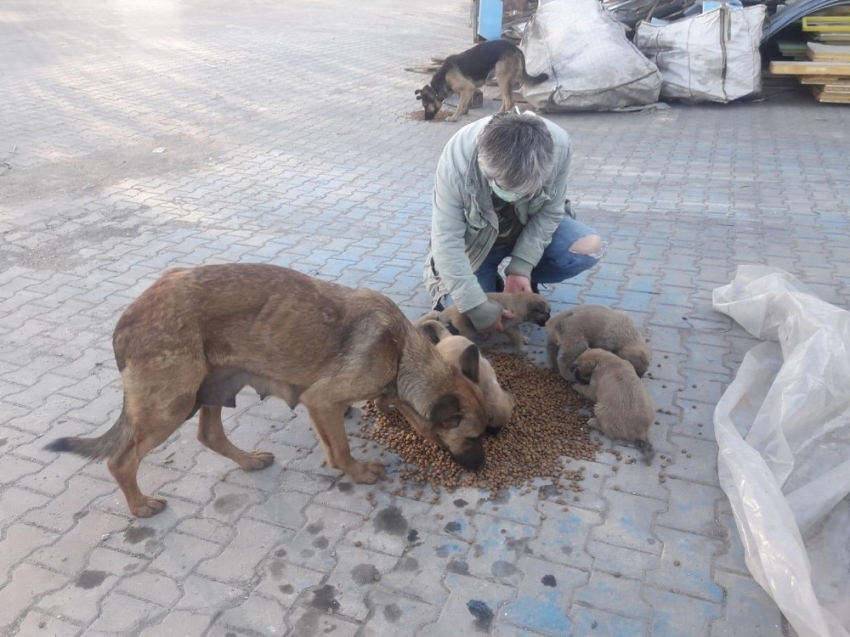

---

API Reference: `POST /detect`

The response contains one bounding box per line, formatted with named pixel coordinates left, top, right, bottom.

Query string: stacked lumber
left=769, top=42, right=850, bottom=103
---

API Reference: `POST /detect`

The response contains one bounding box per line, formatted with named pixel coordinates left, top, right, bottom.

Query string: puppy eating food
left=415, top=39, right=549, bottom=122
left=434, top=292, right=551, bottom=353
left=417, top=320, right=515, bottom=431
left=547, top=304, right=651, bottom=378
left=570, top=348, right=655, bottom=463
left=45, top=264, right=489, bottom=517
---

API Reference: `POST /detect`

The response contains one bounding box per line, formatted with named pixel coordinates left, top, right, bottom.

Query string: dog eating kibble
left=359, top=350, right=599, bottom=494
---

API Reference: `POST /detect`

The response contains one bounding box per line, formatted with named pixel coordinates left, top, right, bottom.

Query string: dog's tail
left=635, top=439, right=655, bottom=465
left=44, top=400, right=132, bottom=461
left=520, top=52, right=549, bottom=86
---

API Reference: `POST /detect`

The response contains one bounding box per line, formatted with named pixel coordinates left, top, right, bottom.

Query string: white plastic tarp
left=519, top=0, right=662, bottom=111
left=713, top=266, right=850, bottom=637
left=635, top=4, right=767, bottom=103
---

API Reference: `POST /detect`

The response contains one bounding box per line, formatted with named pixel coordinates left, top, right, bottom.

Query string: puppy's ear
left=429, top=394, right=462, bottom=429
left=417, top=320, right=447, bottom=345
left=459, top=343, right=480, bottom=384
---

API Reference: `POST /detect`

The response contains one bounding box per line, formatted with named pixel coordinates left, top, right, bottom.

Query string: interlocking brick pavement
left=1, top=0, right=849, bottom=635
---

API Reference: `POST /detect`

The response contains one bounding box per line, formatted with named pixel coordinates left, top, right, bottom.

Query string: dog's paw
left=522, top=334, right=530, bottom=345
left=241, top=450, right=274, bottom=471
left=130, top=495, right=168, bottom=518
left=347, top=461, right=385, bottom=484
left=446, top=115, right=460, bottom=122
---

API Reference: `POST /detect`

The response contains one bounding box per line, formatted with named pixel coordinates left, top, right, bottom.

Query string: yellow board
left=807, top=42, right=850, bottom=61
left=803, top=16, right=850, bottom=32
left=769, top=60, right=850, bottom=75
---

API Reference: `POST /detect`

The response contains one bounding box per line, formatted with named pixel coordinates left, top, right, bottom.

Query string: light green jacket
left=422, top=115, right=572, bottom=320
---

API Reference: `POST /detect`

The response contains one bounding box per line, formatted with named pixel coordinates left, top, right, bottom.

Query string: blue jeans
left=476, top=215, right=602, bottom=293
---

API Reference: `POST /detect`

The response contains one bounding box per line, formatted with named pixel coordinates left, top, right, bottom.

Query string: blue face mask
left=489, top=180, right=527, bottom=203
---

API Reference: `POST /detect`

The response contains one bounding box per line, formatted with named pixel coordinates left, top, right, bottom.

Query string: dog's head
left=435, top=334, right=512, bottom=436
left=398, top=341, right=489, bottom=471
left=415, top=85, right=442, bottom=121
left=616, top=343, right=651, bottom=378
left=569, top=348, right=606, bottom=385
left=526, top=294, right=552, bottom=326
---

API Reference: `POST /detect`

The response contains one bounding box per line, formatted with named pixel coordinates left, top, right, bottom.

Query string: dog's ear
left=417, top=320, right=447, bottom=345
left=429, top=394, right=462, bottom=429
left=459, top=343, right=480, bottom=384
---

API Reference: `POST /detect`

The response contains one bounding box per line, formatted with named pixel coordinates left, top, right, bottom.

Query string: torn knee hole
left=568, top=235, right=605, bottom=257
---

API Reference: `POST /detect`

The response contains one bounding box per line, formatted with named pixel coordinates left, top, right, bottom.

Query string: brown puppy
left=438, top=292, right=551, bottom=353
left=547, top=304, right=651, bottom=378
left=45, top=264, right=489, bottom=517
left=570, top=348, right=655, bottom=463
left=418, top=320, right=515, bottom=430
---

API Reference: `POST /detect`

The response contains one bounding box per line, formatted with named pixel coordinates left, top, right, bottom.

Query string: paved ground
left=2, top=1, right=850, bottom=635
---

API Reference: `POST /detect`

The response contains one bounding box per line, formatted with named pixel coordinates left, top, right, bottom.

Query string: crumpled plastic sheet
left=713, top=266, right=850, bottom=637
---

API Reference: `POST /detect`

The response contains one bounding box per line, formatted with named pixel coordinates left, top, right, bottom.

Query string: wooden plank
left=769, top=60, right=850, bottom=75
left=797, top=74, right=850, bottom=83
left=807, top=42, right=850, bottom=61
left=812, top=86, right=850, bottom=102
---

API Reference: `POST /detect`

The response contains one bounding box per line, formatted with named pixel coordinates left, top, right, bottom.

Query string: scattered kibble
left=359, top=351, right=598, bottom=492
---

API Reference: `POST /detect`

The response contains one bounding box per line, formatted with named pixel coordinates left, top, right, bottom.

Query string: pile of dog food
left=407, top=109, right=453, bottom=122
left=360, top=350, right=599, bottom=494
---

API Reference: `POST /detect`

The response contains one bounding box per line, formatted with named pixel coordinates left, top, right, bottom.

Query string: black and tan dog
left=45, top=264, right=490, bottom=517
left=415, top=39, right=548, bottom=122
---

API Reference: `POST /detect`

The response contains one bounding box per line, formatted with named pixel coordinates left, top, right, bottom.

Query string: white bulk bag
left=635, top=5, right=767, bottom=103
left=520, top=0, right=662, bottom=111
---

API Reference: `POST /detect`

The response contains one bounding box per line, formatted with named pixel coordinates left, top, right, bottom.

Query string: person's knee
left=569, top=234, right=604, bottom=256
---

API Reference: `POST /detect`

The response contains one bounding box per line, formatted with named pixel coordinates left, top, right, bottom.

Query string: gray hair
left=477, top=112, right=555, bottom=196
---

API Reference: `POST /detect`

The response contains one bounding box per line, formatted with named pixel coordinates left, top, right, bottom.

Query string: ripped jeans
left=475, top=215, right=604, bottom=293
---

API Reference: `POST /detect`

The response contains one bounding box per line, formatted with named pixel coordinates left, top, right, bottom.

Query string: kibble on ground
left=359, top=350, right=600, bottom=497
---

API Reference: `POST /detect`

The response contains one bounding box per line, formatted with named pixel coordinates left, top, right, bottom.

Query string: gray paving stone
left=86, top=592, right=165, bottom=634
left=501, top=556, right=588, bottom=636
left=9, top=609, right=82, bottom=637
left=197, top=517, right=291, bottom=584
left=590, top=490, right=666, bottom=555
left=0, top=563, right=70, bottom=631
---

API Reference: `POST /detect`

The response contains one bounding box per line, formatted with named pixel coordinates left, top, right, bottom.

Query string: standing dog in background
left=415, top=39, right=549, bottom=122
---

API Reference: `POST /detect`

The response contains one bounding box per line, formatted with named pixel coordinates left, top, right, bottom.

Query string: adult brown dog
left=570, top=348, right=655, bottom=463
left=434, top=292, right=551, bottom=353
left=415, top=39, right=548, bottom=122
left=418, top=320, right=515, bottom=430
left=547, top=304, right=651, bottom=379
left=45, top=264, right=489, bottom=517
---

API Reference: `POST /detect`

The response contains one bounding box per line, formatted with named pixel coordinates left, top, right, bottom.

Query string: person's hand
left=505, top=274, right=532, bottom=293
left=482, top=308, right=516, bottom=333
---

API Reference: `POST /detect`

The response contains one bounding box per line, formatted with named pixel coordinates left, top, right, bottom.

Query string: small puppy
left=439, top=292, right=551, bottom=353
left=547, top=304, right=651, bottom=378
left=570, top=348, right=655, bottom=463
left=418, top=320, right=515, bottom=430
